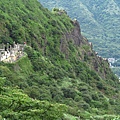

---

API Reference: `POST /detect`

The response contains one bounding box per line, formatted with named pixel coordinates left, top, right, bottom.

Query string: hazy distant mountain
left=39, top=0, right=120, bottom=58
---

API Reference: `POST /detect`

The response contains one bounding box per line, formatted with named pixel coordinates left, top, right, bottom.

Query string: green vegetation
left=39, top=0, right=120, bottom=58
left=0, top=0, right=120, bottom=119
left=0, top=77, right=67, bottom=120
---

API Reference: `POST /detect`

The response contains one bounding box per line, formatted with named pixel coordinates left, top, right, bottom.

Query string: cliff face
left=60, top=18, right=112, bottom=80
left=70, top=20, right=82, bottom=46
left=60, top=20, right=82, bottom=57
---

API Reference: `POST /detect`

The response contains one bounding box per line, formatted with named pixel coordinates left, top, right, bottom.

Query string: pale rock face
left=0, top=43, right=25, bottom=62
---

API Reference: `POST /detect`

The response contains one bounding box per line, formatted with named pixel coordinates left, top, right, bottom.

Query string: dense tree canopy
left=0, top=0, right=120, bottom=119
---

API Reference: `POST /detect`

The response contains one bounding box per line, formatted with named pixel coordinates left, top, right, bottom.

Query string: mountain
left=39, top=0, right=120, bottom=58
left=0, top=0, right=120, bottom=119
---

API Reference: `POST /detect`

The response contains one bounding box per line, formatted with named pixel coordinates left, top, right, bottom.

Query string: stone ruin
left=0, top=42, right=26, bottom=63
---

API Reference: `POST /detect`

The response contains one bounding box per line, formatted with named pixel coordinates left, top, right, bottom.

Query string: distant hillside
left=39, top=0, right=120, bottom=58
left=0, top=0, right=120, bottom=119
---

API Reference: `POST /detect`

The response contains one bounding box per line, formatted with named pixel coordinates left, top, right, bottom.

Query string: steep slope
left=0, top=77, right=66, bottom=120
left=0, top=0, right=120, bottom=119
left=39, top=0, right=120, bottom=58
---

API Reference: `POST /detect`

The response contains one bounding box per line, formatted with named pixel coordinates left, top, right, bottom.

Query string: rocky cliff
left=59, top=18, right=112, bottom=80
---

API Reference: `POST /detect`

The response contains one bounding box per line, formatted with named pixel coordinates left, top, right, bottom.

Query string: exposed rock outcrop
left=60, top=18, right=110, bottom=79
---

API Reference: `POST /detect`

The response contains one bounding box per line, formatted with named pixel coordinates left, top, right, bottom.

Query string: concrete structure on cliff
left=0, top=42, right=26, bottom=63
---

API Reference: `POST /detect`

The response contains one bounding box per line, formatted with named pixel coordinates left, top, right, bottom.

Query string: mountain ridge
left=39, top=0, right=120, bottom=58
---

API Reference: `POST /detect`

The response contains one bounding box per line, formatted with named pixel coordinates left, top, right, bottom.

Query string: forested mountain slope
left=39, top=0, right=120, bottom=58
left=0, top=0, right=120, bottom=119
